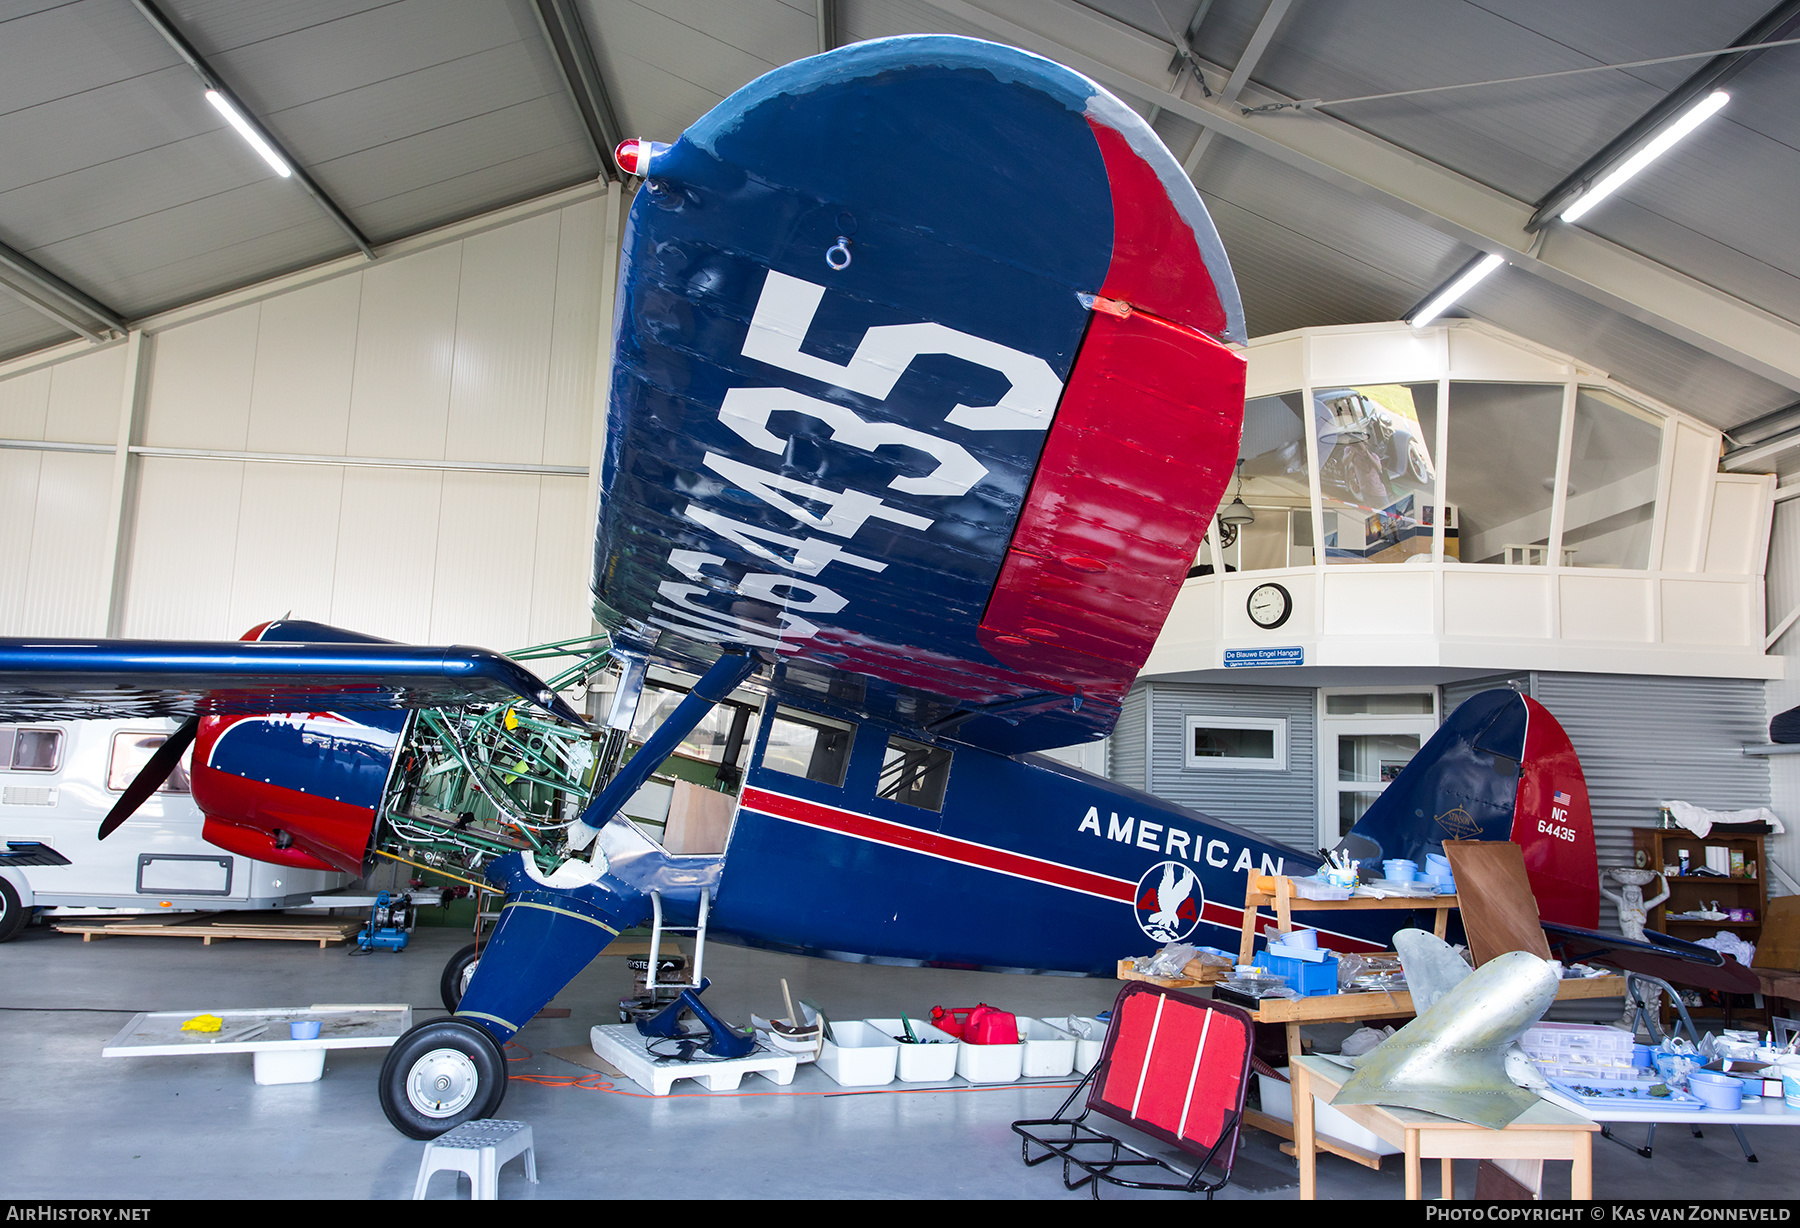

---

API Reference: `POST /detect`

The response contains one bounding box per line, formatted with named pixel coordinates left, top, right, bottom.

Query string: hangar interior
left=3, top=0, right=1800, bottom=1202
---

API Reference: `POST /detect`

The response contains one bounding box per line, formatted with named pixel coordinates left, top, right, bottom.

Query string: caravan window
left=8, top=727, right=62, bottom=772
left=108, top=731, right=193, bottom=793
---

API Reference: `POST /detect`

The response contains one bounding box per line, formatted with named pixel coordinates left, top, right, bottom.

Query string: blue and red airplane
left=0, top=36, right=1722, bottom=1138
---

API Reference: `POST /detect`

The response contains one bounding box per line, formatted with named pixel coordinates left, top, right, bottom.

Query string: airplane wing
left=0, top=620, right=584, bottom=725
left=595, top=36, right=1247, bottom=755
left=1541, top=920, right=1759, bottom=996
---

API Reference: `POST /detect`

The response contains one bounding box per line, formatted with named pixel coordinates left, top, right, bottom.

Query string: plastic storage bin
left=1018, top=1018, right=1077, bottom=1077
left=864, top=1018, right=959, bottom=1082
left=1254, top=949, right=1340, bottom=997
left=1041, top=1015, right=1104, bottom=1073
left=1522, top=1022, right=1638, bottom=1083
left=1257, top=1070, right=1401, bottom=1156
left=956, top=1034, right=1024, bottom=1083
left=816, top=1022, right=900, bottom=1087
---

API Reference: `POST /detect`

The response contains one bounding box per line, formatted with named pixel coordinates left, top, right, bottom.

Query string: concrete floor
left=2, top=920, right=1796, bottom=1201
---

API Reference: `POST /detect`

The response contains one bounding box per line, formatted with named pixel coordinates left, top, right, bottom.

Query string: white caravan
left=0, top=719, right=350, bottom=940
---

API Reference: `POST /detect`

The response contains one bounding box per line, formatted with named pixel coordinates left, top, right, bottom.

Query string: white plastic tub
left=1041, top=1015, right=1105, bottom=1073
left=816, top=1021, right=900, bottom=1087
left=956, top=1036, right=1024, bottom=1084
left=1257, top=1069, right=1400, bottom=1156
left=864, top=1018, right=959, bottom=1082
left=1018, top=1017, right=1077, bottom=1078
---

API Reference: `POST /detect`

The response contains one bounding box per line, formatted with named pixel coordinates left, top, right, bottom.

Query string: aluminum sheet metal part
left=1332, top=949, right=1561, bottom=1130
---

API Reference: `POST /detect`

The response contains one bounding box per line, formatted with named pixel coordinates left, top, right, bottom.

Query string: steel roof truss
left=127, top=0, right=376, bottom=260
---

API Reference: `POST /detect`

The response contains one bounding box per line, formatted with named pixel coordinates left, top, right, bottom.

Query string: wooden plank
left=1756, top=896, right=1800, bottom=970
left=1443, top=841, right=1552, bottom=965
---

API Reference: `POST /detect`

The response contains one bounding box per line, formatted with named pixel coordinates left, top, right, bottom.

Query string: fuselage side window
left=879, top=735, right=951, bottom=812
left=762, top=708, right=855, bottom=788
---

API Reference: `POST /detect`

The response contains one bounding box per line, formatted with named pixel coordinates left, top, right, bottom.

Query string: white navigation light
left=1560, top=90, right=1729, bottom=225
left=205, top=89, right=292, bottom=178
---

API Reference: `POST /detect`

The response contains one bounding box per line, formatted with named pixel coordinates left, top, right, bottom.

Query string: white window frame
left=1316, top=687, right=1440, bottom=850
left=1183, top=714, right=1287, bottom=771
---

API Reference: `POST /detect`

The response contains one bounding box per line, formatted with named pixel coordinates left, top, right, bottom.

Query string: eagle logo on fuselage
left=1134, top=860, right=1203, bottom=943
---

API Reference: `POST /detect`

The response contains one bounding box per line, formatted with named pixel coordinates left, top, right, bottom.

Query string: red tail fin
left=1513, top=698, right=1599, bottom=928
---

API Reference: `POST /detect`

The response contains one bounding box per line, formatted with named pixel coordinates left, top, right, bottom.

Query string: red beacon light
left=614, top=139, right=671, bottom=178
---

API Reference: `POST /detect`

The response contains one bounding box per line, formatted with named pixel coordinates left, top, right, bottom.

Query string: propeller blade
left=98, top=715, right=200, bottom=840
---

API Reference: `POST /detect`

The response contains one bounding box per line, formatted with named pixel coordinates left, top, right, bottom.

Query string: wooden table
left=1291, top=1054, right=1597, bottom=1200
left=1234, top=875, right=1624, bottom=1059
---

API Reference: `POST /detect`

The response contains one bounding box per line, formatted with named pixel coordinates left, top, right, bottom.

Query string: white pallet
left=590, top=1023, right=797, bottom=1095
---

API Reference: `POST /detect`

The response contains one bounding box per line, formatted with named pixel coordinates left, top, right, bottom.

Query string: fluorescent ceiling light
left=1559, top=90, right=1728, bottom=225
left=205, top=89, right=291, bottom=178
left=1408, top=253, right=1505, bottom=328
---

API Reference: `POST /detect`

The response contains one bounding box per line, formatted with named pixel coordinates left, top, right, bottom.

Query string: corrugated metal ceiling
left=0, top=0, right=1794, bottom=435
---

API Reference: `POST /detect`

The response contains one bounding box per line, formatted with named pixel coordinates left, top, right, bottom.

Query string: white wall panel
left=329, top=466, right=443, bottom=643
left=1311, top=327, right=1441, bottom=387
left=444, top=214, right=560, bottom=465
left=544, top=197, right=604, bottom=467
left=227, top=462, right=346, bottom=633
left=0, top=366, right=52, bottom=438
left=19, top=451, right=112, bottom=637
left=429, top=470, right=541, bottom=650
left=1443, top=569, right=1552, bottom=638
left=245, top=275, right=363, bottom=456
left=1658, top=421, right=1718, bottom=573
left=1559, top=574, right=1653, bottom=642
left=141, top=306, right=261, bottom=449
left=45, top=344, right=126, bottom=444
left=10, top=196, right=611, bottom=650
left=0, top=451, right=42, bottom=632
left=1244, top=336, right=1301, bottom=398
left=346, top=243, right=461, bottom=459
left=1704, top=475, right=1770, bottom=575
left=120, top=457, right=245, bottom=639
left=1448, top=328, right=1571, bottom=382
left=1661, top=578, right=1752, bottom=646
left=1322, top=569, right=1433, bottom=635
left=529, top=474, right=596, bottom=646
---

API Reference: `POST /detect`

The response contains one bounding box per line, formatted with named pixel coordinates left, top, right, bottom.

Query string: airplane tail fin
left=1336, top=688, right=1598, bottom=928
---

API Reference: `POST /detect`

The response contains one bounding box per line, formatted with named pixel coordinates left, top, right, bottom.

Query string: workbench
left=1292, top=1054, right=1597, bottom=1200
left=103, top=1004, right=412, bottom=1084
left=1234, top=875, right=1624, bottom=1059
left=1231, top=874, right=1623, bottom=1167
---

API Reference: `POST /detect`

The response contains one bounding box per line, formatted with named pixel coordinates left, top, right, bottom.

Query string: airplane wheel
left=0, top=879, right=23, bottom=943
left=378, top=1018, right=507, bottom=1139
left=439, top=941, right=485, bottom=1013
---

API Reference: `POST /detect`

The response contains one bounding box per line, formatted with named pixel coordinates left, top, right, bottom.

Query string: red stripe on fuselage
left=740, top=785, right=1387, bottom=952
left=741, top=786, right=1135, bottom=903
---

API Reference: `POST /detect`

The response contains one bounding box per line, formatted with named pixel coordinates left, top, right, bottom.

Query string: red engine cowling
left=190, top=621, right=408, bottom=875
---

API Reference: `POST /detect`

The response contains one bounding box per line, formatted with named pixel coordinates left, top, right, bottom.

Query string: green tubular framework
left=372, top=634, right=615, bottom=876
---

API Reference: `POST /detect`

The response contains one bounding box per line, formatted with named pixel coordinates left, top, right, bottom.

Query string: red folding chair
left=1012, top=982, right=1253, bottom=1198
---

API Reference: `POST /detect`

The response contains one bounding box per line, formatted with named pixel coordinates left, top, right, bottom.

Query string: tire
left=0, top=878, right=23, bottom=943
left=439, top=941, right=484, bottom=1013
left=379, top=1018, right=507, bottom=1140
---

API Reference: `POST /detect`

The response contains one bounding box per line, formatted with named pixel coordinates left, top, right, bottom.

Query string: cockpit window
left=762, top=708, right=855, bottom=788
left=878, top=736, right=951, bottom=812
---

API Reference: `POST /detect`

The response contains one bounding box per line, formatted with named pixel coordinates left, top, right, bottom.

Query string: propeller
left=98, top=715, right=200, bottom=840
